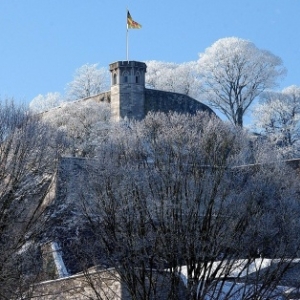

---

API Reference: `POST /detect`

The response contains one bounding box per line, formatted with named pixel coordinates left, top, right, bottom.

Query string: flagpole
left=126, top=27, right=129, bottom=61
left=126, top=9, right=141, bottom=61
left=126, top=9, right=129, bottom=61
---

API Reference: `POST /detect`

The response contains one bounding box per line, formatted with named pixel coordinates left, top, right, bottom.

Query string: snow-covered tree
left=29, top=92, right=64, bottom=113
left=198, top=37, right=286, bottom=127
left=253, top=85, right=300, bottom=158
left=62, top=112, right=300, bottom=300
left=146, top=60, right=201, bottom=99
left=42, top=99, right=111, bottom=157
left=66, top=63, right=110, bottom=100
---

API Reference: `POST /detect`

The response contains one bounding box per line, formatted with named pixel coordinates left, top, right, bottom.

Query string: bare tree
left=0, top=99, right=66, bottom=299
left=198, top=37, right=286, bottom=127
left=62, top=112, right=300, bottom=299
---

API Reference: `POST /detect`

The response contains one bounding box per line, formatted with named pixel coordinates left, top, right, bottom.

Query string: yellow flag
left=127, top=11, right=142, bottom=29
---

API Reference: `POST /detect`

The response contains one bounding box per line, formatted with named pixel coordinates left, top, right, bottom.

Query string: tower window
left=135, top=71, right=141, bottom=84
left=113, top=73, right=117, bottom=85
left=122, top=71, right=129, bottom=83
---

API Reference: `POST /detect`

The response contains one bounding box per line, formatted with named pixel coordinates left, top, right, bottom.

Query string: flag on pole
left=127, top=10, right=142, bottom=29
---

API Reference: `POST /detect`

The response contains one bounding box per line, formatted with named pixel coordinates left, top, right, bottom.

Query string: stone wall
left=28, top=268, right=186, bottom=300
left=82, top=91, right=111, bottom=103
left=82, top=87, right=214, bottom=122
left=145, top=88, right=214, bottom=116
left=28, top=269, right=122, bottom=299
left=111, top=83, right=145, bottom=121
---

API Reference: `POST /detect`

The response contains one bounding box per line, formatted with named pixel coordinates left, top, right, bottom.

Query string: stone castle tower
left=88, top=60, right=214, bottom=121
left=109, top=61, right=147, bottom=121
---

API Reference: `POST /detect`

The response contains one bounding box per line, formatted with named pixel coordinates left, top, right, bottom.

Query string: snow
left=50, top=241, right=69, bottom=278
left=178, top=259, right=300, bottom=299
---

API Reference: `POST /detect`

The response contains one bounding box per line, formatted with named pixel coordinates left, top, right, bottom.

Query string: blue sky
left=0, top=0, right=299, bottom=104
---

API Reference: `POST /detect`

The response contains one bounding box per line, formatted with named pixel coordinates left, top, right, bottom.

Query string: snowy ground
left=178, top=258, right=300, bottom=300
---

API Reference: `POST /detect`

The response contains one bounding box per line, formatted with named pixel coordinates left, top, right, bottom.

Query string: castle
left=22, top=61, right=300, bottom=300
left=88, top=60, right=214, bottom=121
left=22, top=61, right=218, bottom=299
